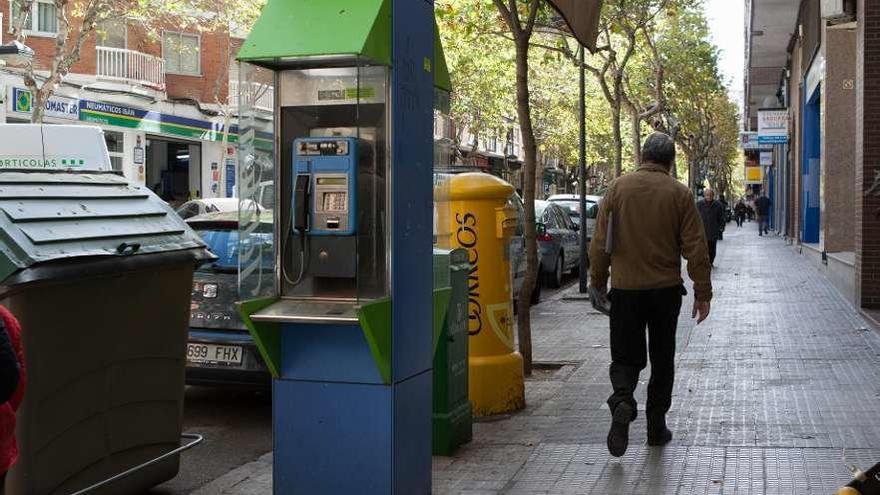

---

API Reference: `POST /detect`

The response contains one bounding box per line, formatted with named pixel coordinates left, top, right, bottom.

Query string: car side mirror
left=587, top=205, right=599, bottom=219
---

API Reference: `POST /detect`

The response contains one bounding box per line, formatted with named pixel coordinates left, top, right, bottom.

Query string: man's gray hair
left=642, top=132, right=676, bottom=168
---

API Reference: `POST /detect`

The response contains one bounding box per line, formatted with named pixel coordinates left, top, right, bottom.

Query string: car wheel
left=548, top=253, right=563, bottom=288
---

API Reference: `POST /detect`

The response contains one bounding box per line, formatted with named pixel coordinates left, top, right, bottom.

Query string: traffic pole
left=578, top=44, right=588, bottom=294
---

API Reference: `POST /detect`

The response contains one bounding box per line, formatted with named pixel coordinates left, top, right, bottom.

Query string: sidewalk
left=197, top=227, right=880, bottom=494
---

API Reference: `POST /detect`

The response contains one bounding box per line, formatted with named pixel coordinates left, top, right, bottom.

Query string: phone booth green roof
left=237, top=0, right=451, bottom=91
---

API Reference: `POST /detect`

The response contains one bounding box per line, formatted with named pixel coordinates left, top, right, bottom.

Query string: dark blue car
left=185, top=212, right=272, bottom=388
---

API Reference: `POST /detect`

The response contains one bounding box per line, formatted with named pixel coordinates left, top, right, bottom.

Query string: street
left=150, top=388, right=271, bottom=494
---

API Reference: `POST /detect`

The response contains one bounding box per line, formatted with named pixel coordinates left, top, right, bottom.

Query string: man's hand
left=588, top=285, right=611, bottom=316
left=692, top=300, right=711, bottom=324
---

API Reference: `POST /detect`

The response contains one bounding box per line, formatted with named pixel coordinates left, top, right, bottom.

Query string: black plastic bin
left=0, top=171, right=212, bottom=494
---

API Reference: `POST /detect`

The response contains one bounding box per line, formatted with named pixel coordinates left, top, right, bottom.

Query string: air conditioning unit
left=822, top=0, right=855, bottom=22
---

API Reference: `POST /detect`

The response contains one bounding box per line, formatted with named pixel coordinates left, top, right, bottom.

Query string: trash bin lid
left=0, top=171, right=208, bottom=282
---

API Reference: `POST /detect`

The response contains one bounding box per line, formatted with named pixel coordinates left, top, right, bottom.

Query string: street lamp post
left=578, top=44, right=589, bottom=294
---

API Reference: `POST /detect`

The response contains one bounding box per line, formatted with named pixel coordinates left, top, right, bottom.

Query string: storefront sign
left=79, top=99, right=232, bottom=142
left=758, top=109, right=789, bottom=144
left=740, top=132, right=772, bottom=150
left=78, top=99, right=273, bottom=150
left=760, top=152, right=773, bottom=166
left=745, top=166, right=763, bottom=185
left=9, top=88, right=79, bottom=121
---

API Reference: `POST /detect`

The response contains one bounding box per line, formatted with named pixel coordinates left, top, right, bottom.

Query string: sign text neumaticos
left=455, top=212, right=483, bottom=336
left=0, top=157, right=86, bottom=168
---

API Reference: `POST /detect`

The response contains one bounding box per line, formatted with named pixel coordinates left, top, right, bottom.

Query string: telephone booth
left=234, top=0, right=450, bottom=492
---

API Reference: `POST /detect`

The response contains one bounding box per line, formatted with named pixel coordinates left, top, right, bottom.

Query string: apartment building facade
left=0, top=1, right=265, bottom=205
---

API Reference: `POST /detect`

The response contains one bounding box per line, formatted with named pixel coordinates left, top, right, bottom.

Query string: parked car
left=176, top=198, right=241, bottom=219
left=535, top=200, right=582, bottom=288
left=508, top=194, right=541, bottom=305
left=185, top=211, right=273, bottom=388
left=547, top=193, right=602, bottom=244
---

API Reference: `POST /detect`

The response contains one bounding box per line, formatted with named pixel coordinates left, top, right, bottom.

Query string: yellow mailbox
left=439, top=173, right=525, bottom=416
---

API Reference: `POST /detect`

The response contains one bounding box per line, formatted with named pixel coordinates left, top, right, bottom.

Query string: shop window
left=163, top=31, right=200, bottom=76
left=10, top=0, right=57, bottom=35
left=104, top=130, right=124, bottom=172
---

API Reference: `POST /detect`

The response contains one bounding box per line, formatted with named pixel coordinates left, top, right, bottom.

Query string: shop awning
left=546, top=0, right=604, bottom=52
left=237, top=0, right=452, bottom=91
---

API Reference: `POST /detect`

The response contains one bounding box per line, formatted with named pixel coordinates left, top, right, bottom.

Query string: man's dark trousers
left=706, top=240, right=717, bottom=265
left=607, top=286, right=684, bottom=421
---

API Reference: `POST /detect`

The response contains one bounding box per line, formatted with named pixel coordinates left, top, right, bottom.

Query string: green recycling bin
left=432, top=248, right=472, bottom=455
left=0, top=171, right=212, bottom=494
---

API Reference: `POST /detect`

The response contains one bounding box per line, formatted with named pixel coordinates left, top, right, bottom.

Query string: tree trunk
left=630, top=110, right=642, bottom=166
left=514, top=37, right=536, bottom=377
left=611, top=103, right=623, bottom=178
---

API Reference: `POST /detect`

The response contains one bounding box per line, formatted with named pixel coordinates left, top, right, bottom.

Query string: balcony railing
left=96, top=46, right=166, bottom=90
left=229, top=80, right=274, bottom=112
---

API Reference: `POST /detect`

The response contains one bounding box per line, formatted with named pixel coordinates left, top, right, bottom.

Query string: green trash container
left=432, top=248, right=472, bottom=455
left=0, top=171, right=212, bottom=494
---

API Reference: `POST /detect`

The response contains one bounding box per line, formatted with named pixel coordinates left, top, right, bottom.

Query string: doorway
left=146, top=137, right=202, bottom=207
left=802, top=87, right=821, bottom=244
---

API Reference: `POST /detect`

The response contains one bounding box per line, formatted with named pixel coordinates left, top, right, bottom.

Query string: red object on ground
left=0, top=306, right=25, bottom=473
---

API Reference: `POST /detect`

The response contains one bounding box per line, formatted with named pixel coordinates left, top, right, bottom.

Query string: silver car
left=547, top=193, right=602, bottom=244
left=535, top=201, right=582, bottom=288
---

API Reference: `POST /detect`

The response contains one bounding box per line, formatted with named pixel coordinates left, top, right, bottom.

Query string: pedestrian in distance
left=589, top=132, right=713, bottom=458
left=755, top=193, right=771, bottom=236
left=697, top=188, right=725, bottom=266
left=0, top=306, right=24, bottom=494
left=734, top=200, right=747, bottom=228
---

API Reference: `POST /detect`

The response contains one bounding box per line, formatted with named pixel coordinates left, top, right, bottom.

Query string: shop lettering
left=456, top=212, right=483, bottom=336
left=0, top=158, right=59, bottom=168
left=82, top=100, right=139, bottom=118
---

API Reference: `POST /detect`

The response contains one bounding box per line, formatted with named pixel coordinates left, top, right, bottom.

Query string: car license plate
left=187, top=343, right=243, bottom=365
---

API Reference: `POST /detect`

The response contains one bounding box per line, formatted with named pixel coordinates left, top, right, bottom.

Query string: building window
left=163, top=31, right=200, bottom=76
left=96, top=20, right=126, bottom=48
left=104, top=130, right=124, bottom=172
left=10, top=0, right=57, bottom=36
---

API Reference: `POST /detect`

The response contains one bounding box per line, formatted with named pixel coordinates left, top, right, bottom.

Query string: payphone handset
left=292, top=137, right=358, bottom=236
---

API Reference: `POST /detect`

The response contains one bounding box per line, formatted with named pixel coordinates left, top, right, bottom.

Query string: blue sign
left=226, top=159, right=236, bottom=198
left=758, top=135, right=788, bottom=144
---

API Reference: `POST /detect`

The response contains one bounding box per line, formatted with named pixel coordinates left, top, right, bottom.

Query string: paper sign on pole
left=760, top=152, right=773, bottom=166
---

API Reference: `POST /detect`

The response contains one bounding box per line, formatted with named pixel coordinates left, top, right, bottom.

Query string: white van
left=0, top=124, right=114, bottom=171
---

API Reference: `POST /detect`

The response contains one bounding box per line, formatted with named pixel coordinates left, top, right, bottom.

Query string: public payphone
left=290, top=137, right=359, bottom=280
left=234, top=0, right=449, bottom=491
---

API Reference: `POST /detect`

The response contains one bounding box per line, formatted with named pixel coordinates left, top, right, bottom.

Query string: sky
left=705, top=0, right=746, bottom=113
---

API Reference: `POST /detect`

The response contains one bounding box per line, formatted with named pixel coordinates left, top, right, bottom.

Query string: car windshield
left=551, top=199, right=596, bottom=218
left=195, top=228, right=273, bottom=273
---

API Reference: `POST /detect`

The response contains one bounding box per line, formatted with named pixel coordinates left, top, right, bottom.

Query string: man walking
left=734, top=200, right=747, bottom=228
left=589, top=133, right=713, bottom=458
left=697, top=188, right=725, bottom=266
left=755, top=193, right=771, bottom=236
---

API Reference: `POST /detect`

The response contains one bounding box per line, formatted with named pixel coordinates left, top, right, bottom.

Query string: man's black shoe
left=607, top=403, right=633, bottom=457
left=647, top=427, right=673, bottom=446
left=647, top=414, right=673, bottom=446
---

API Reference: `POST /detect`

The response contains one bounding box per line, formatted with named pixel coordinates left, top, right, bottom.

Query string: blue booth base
left=272, top=322, right=432, bottom=494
